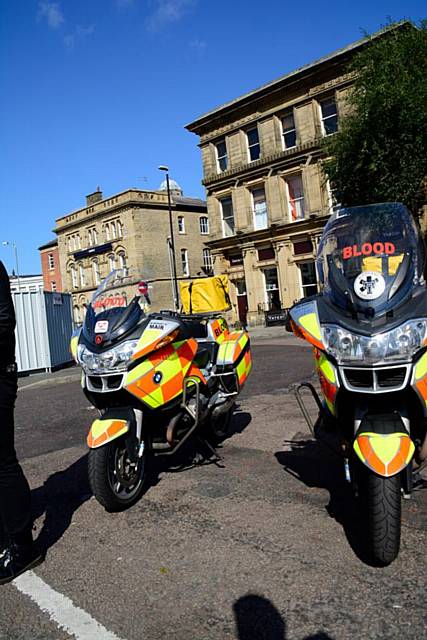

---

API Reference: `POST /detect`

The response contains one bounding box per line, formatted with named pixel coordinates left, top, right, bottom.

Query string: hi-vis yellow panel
left=180, top=275, right=230, bottom=313
left=70, top=336, right=79, bottom=361
left=299, top=313, right=322, bottom=341
left=87, top=418, right=128, bottom=449
left=318, top=353, right=336, bottom=384
left=415, top=352, right=427, bottom=380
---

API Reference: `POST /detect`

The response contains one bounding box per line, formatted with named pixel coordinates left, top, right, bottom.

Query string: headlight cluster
left=77, top=340, right=138, bottom=373
left=322, top=320, right=427, bottom=365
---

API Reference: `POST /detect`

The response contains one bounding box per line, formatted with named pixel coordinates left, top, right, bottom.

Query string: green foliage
left=323, top=21, right=427, bottom=213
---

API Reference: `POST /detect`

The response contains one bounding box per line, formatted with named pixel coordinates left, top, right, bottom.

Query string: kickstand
left=195, top=436, right=225, bottom=468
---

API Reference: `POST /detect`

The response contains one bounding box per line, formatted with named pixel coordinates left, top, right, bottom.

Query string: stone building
left=186, top=28, right=401, bottom=326
left=53, top=183, right=209, bottom=322
left=39, top=239, right=62, bottom=292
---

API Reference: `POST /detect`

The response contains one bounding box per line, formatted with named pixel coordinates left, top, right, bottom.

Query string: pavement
left=1, top=335, right=427, bottom=639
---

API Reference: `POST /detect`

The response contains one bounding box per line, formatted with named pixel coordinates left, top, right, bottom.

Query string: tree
left=323, top=21, right=427, bottom=214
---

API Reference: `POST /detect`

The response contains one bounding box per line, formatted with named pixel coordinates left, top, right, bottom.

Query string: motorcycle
left=289, top=202, right=427, bottom=564
left=70, top=270, right=252, bottom=512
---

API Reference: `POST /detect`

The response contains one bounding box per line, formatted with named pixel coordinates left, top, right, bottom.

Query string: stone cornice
left=204, top=138, right=325, bottom=189
left=205, top=215, right=329, bottom=250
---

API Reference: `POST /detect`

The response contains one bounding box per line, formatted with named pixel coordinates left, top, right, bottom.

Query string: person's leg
left=0, top=373, right=32, bottom=537
left=0, top=373, right=41, bottom=584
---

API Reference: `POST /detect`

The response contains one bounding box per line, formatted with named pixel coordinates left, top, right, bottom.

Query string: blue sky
left=0, top=0, right=425, bottom=274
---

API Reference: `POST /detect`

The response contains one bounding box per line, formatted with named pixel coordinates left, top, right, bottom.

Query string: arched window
left=109, top=254, right=116, bottom=272
left=70, top=264, right=78, bottom=289
left=92, top=260, right=100, bottom=285
left=118, top=251, right=126, bottom=269
left=117, top=220, right=123, bottom=237
left=105, top=224, right=110, bottom=241
left=79, top=263, right=85, bottom=287
left=73, top=306, right=80, bottom=324
left=111, top=222, right=117, bottom=240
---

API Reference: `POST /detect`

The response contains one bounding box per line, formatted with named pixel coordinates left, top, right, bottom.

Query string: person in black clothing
left=0, top=261, right=42, bottom=584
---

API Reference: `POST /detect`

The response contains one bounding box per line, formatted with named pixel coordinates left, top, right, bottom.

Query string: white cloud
left=37, top=2, right=65, bottom=29
left=146, top=0, right=196, bottom=32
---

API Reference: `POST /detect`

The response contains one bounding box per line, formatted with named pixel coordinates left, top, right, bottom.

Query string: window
left=51, top=281, right=56, bottom=292
left=92, top=260, right=100, bottom=285
left=246, top=127, right=260, bottom=161
left=220, top=196, right=235, bottom=237
left=264, top=267, right=281, bottom=310
left=215, top=140, right=228, bottom=172
left=282, top=112, right=297, bottom=149
left=300, top=261, right=318, bottom=297
left=117, top=221, right=122, bottom=237
left=320, top=97, right=338, bottom=135
left=88, top=228, right=97, bottom=246
left=111, top=222, right=117, bottom=240
left=70, top=264, right=77, bottom=289
left=67, top=237, right=72, bottom=252
left=286, top=175, right=305, bottom=221
left=258, top=247, right=275, bottom=261
left=118, top=251, right=126, bottom=269
left=77, top=234, right=81, bottom=249
left=178, top=216, right=185, bottom=234
left=79, top=263, right=85, bottom=287
left=202, top=248, right=213, bottom=274
left=293, top=240, right=313, bottom=256
left=105, top=224, right=110, bottom=241
left=181, top=249, right=189, bottom=276
left=48, top=253, right=54, bottom=270
left=252, top=188, right=268, bottom=230
left=199, top=216, right=209, bottom=234
left=109, top=254, right=116, bottom=272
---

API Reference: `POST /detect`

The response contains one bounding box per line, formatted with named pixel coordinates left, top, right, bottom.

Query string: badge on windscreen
left=95, top=320, right=109, bottom=334
left=354, top=272, right=386, bottom=300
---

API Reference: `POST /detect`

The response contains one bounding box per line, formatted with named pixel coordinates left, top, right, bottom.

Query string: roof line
left=185, top=21, right=411, bottom=131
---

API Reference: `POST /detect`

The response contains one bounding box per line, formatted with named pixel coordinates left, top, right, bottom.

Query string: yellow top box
left=180, top=275, right=231, bottom=314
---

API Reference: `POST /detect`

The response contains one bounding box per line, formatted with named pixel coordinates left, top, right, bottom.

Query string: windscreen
left=90, top=269, right=152, bottom=316
left=316, top=203, right=424, bottom=316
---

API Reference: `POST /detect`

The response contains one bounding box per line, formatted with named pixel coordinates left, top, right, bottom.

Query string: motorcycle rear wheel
left=365, top=471, right=401, bottom=565
left=88, top=437, right=148, bottom=512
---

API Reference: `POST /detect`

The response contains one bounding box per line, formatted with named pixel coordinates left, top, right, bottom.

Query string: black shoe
left=0, top=541, right=43, bottom=585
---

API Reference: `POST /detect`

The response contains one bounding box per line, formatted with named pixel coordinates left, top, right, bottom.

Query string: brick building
left=186, top=26, right=403, bottom=326
left=39, top=239, right=62, bottom=292
left=52, top=183, right=209, bottom=322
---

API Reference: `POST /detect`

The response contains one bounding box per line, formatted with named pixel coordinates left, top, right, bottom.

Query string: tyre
left=88, top=437, right=149, bottom=512
left=366, top=471, right=401, bottom=565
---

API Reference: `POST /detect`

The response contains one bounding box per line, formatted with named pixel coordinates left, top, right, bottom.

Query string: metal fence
left=13, top=291, right=74, bottom=373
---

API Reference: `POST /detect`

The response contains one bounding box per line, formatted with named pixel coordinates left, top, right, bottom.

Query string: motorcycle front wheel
left=365, top=471, right=401, bottom=565
left=88, top=437, right=149, bottom=512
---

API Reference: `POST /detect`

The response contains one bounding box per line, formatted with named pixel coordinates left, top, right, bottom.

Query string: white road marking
left=14, top=570, right=125, bottom=640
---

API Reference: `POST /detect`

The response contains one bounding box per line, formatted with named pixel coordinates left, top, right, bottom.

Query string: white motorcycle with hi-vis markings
left=289, top=203, right=427, bottom=565
left=71, top=270, right=252, bottom=511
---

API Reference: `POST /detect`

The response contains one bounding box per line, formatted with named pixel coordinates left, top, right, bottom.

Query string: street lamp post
left=158, top=166, right=179, bottom=311
left=2, top=241, right=20, bottom=291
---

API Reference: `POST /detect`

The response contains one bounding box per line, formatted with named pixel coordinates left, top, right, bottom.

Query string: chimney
left=86, top=186, right=103, bottom=206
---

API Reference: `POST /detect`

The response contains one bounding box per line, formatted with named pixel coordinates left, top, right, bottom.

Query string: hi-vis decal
left=343, top=242, right=395, bottom=259
left=354, top=432, right=414, bottom=477
left=289, top=300, right=324, bottom=350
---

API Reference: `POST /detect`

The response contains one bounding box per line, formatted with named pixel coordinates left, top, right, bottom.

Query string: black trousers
left=0, top=372, right=31, bottom=544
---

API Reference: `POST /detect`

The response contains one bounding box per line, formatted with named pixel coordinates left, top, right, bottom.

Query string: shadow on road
left=31, top=454, right=92, bottom=554
left=275, top=435, right=373, bottom=566
left=233, top=593, right=335, bottom=639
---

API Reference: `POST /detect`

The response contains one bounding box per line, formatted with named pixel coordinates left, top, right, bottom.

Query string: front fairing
left=316, top=203, right=425, bottom=319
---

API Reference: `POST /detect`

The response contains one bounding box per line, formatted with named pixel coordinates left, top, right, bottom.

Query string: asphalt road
left=1, top=337, right=427, bottom=640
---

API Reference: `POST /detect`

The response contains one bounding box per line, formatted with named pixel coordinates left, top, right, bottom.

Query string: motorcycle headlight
left=77, top=340, right=138, bottom=373
left=322, top=320, right=427, bottom=365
